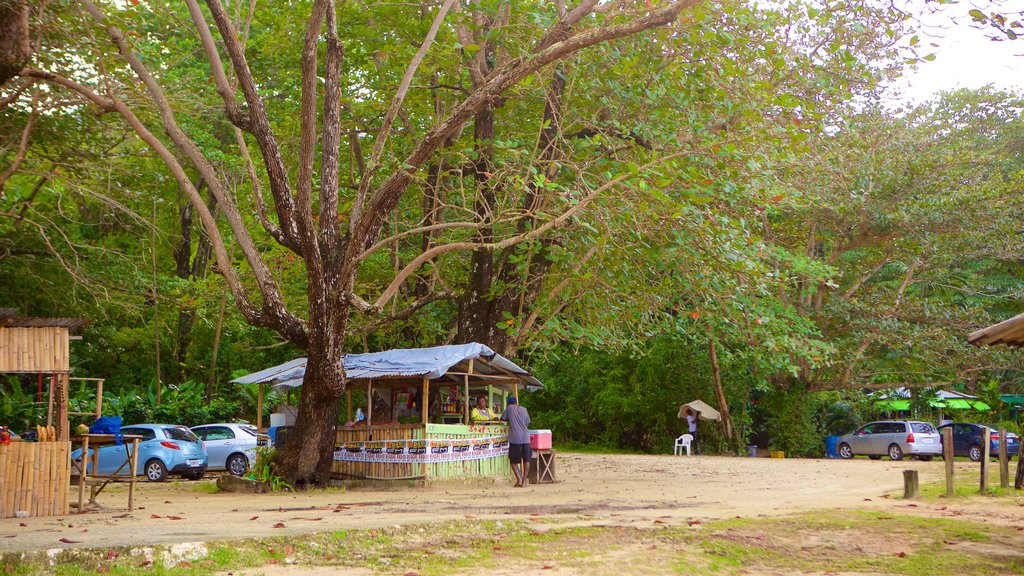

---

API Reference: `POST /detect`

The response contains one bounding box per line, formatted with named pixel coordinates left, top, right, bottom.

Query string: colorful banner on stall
left=332, top=435, right=509, bottom=464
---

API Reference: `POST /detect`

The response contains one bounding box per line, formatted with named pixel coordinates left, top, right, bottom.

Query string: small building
left=0, top=308, right=88, bottom=518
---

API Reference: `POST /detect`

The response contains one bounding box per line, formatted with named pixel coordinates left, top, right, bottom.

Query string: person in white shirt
left=685, top=407, right=699, bottom=455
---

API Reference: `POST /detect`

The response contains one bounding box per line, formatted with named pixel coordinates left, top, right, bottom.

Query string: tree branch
left=204, top=0, right=301, bottom=250
left=369, top=150, right=687, bottom=309
left=352, top=0, right=458, bottom=235
left=0, top=102, right=37, bottom=198
left=183, top=0, right=249, bottom=129
left=319, top=2, right=344, bottom=257
left=349, top=0, right=694, bottom=260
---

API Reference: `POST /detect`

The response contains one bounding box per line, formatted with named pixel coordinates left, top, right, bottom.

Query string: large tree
left=14, top=0, right=710, bottom=485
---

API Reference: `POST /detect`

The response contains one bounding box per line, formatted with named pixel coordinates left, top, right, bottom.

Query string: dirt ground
left=1, top=453, right=1020, bottom=555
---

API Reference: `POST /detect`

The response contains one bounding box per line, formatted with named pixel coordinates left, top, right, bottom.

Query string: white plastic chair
left=674, top=434, right=693, bottom=456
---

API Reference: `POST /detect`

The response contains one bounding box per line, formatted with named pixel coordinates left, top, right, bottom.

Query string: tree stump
left=903, top=470, right=919, bottom=499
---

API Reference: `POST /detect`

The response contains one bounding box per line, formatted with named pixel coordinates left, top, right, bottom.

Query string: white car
left=190, top=423, right=269, bottom=476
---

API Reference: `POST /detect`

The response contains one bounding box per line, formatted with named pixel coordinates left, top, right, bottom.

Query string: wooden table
left=70, top=434, right=142, bottom=513
left=530, top=449, right=556, bottom=484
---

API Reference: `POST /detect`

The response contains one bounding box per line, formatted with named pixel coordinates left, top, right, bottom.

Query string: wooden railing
left=332, top=424, right=424, bottom=480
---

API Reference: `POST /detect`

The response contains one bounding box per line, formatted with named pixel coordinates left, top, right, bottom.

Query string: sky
left=888, top=3, right=1024, bottom=104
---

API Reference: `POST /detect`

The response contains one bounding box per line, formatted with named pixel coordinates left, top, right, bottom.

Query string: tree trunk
left=278, top=340, right=346, bottom=486
left=708, top=337, right=734, bottom=442
left=0, top=1, right=29, bottom=86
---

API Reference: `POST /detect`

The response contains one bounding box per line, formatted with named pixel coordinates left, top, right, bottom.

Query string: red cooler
left=529, top=429, right=552, bottom=450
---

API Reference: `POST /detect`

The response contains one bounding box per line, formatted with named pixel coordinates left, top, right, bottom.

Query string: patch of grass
left=918, top=470, right=1024, bottom=500
left=190, top=481, right=221, bottom=494
left=7, top=509, right=1023, bottom=576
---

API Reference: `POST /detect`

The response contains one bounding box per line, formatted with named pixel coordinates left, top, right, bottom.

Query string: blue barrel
left=825, top=435, right=840, bottom=458
left=746, top=445, right=757, bottom=458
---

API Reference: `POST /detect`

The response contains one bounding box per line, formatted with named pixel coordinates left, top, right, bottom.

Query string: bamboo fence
left=0, top=441, right=71, bottom=518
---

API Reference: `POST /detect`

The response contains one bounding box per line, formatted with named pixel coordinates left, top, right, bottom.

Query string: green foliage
left=247, top=447, right=293, bottom=492
left=756, top=386, right=822, bottom=457
left=0, top=376, right=45, bottom=434
left=94, top=380, right=242, bottom=427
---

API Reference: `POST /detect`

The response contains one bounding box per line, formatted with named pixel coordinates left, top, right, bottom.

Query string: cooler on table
left=528, top=429, right=552, bottom=450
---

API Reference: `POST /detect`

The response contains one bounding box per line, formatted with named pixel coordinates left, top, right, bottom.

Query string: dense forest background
left=3, top=0, right=1024, bottom=459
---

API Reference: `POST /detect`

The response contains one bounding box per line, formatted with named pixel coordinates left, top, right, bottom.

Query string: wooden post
left=999, top=427, right=1009, bottom=489
left=77, top=436, right=89, bottom=512
left=980, top=426, right=991, bottom=493
left=367, top=380, right=373, bottom=425
left=464, top=359, right=473, bottom=424
left=45, top=373, right=55, bottom=428
left=128, top=437, right=139, bottom=510
left=256, top=383, right=264, bottom=429
left=903, top=470, right=919, bottom=498
left=943, top=427, right=954, bottom=496
left=57, top=373, right=69, bottom=441
left=1016, top=449, right=1024, bottom=490
left=421, top=378, right=429, bottom=424
left=95, top=378, right=104, bottom=418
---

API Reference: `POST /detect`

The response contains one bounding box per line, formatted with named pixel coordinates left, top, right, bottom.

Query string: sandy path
left=0, top=453, right=1004, bottom=553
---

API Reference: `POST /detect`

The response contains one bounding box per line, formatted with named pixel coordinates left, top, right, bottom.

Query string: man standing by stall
left=501, top=397, right=531, bottom=487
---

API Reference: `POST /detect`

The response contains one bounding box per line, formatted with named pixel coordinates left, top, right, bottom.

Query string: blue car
left=72, top=424, right=207, bottom=482
left=937, top=423, right=1020, bottom=462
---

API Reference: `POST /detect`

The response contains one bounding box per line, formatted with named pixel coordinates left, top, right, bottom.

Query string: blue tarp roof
left=230, top=343, right=543, bottom=390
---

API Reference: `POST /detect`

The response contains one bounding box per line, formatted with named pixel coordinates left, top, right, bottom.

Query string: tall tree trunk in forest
left=173, top=181, right=216, bottom=384
left=0, top=1, right=29, bottom=86
left=708, top=336, right=734, bottom=443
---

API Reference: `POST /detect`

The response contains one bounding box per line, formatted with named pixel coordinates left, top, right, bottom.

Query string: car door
left=131, top=427, right=159, bottom=474
left=92, top=426, right=136, bottom=476
left=850, top=424, right=875, bottom=454
left=873, top=422, right=896, bottom=454
left=200, top=426, right=236, bottom=470
left=953, top=424, right=973, bottom=456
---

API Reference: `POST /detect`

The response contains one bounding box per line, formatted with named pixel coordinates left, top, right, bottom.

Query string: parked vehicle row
left=71, top=422, right=270, bottom=482
left=837, top=420, right=1019, bottom=461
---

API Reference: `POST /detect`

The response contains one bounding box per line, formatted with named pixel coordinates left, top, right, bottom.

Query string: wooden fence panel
left=0, top=441, right=71, bottom=518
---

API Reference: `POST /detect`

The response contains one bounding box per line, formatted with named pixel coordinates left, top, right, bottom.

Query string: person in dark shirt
left=501, top=397, right=531, bottom=487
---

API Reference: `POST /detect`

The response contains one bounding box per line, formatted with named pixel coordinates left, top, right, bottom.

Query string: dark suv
left=937, top=423, right=1020, bottom=462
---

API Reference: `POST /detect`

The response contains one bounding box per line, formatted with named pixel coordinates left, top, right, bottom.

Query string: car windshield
left=164, top=426, right=200, bottom=442
left=239, top=425, right=259, bottom=437
left=911, top=422, right=936, bottom=433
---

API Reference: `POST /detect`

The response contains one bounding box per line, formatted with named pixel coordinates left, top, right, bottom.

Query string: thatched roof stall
left=232, top=343, right=544, bottom=481
left=232, top=343, right=543, bottom=427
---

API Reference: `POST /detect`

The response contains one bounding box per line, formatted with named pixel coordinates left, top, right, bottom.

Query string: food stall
left=232, top=343, right=543, bottom=481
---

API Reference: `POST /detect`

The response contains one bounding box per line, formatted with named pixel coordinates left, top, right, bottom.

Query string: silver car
left=837, top=420, right=942, bottom=461
left=190, top=423, right=268, bottom=476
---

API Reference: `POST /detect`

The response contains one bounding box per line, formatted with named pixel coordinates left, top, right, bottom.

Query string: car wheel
left=868, top=455, right=882, bottom=460
left=183, top=471, right=204, bottom=481
left=838, top=443, right=854, bottom=459
left=968, top=444, right=982, bottom=462
left=917, top=456, right=933, bottom=462
left=145, top=459, right=168, bottom=482
left=227, top=453, right=249, bottom=476
left=888, top=444, right=904, bottom=461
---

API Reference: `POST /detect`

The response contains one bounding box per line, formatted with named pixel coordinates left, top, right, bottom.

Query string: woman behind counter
left=471, top=396, right=495, bottom=422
